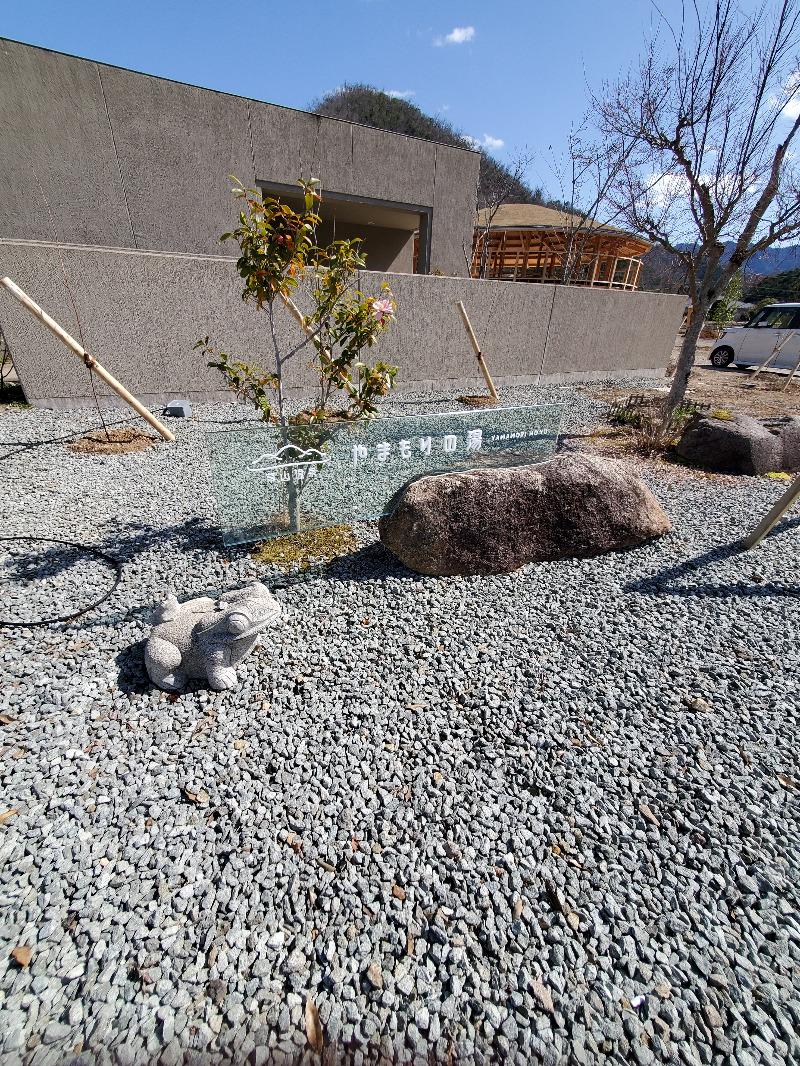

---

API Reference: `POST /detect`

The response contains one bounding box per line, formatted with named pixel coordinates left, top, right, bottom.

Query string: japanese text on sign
left=353, top=429, right=482, bottom=467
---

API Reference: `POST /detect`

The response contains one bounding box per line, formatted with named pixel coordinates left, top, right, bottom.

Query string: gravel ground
left=1, top=382, right=799, bottom=1066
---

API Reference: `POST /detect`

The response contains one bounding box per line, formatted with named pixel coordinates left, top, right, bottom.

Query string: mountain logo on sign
left=247, top=444, right=331, bottom=473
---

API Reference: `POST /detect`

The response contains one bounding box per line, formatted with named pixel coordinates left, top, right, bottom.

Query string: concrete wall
left=0, top=39, right=684, bottom=410
left=0, top=242, right=686, bottom=409
left=0, top=38, right=478, bottom=274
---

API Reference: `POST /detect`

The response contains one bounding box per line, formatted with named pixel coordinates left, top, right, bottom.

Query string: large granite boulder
left=675, top=412, right=800, bottom=475
left=378, top=454, right=671, bottom=576
left=781, top=417, right=800, bottom=471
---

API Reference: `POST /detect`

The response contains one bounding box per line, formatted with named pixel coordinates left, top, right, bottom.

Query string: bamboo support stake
left=1, top=277, right=174, bottom=441
left=457, top=300, right=499, bottom=400
left=280, top=290, right=340, bottom=369
left=741, top=473, right=800, bottom=549
left=280, top=290, right=313, bottom=338
left=782, top=352, right=800, bottom=391
left=747, top=329, right=796, bottom=383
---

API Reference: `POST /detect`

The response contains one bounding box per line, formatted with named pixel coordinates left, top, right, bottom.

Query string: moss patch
left=251, top=525, right=359, bottom=569
left=711, top=408, right=733, bottom=421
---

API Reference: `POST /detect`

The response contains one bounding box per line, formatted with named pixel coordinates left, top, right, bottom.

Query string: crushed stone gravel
left=1, top=380, right=799, bottom=1066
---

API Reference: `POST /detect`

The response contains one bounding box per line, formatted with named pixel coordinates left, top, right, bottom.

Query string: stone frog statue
left=145, top=582, right=281, bottom=692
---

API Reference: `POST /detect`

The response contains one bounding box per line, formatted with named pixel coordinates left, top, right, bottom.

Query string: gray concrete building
left=0, top=38, right=685, bottom=410
left=0, top=38, right=477, bottom=273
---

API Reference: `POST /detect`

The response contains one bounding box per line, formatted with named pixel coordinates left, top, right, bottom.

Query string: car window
left=751, top=307, right=797, bottom=328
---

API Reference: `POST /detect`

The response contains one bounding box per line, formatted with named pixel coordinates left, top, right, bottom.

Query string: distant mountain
left=741, top=244, right=800, bottom=275
left=310, top=84, right=566, bottom=212
left=639, top=241, right=800, bottom=295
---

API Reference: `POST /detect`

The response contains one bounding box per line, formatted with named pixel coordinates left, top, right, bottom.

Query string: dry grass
left=590, top=363, right=800, bottom=420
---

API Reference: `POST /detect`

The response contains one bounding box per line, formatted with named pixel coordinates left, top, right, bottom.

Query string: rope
left=0, top=536, right=122, bottom=628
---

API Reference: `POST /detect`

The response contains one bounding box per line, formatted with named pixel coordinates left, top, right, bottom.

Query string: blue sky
left=0, top=0, right=763, bottom=200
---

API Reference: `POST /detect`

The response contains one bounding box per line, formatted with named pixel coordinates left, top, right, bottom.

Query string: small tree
left=707, top=271, right=743, bottom=323
left=595, top=0, right=800, bottom=425
left=543, top=122, right=636, bottom=285
left=199, top=178, right=397, bottom=427
left=470, top=149, right=536, bottom=277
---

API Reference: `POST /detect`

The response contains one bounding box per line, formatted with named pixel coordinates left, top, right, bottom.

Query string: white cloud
left=772, top=71, right=800, bottom=119
left=434, top=25, right=475, bottom=46
left=646, top=171, right=691, bottom=208
left=465, top=134, right=505, bottom=151
left=645, top=170, right=755, bottom=209
left=387, top=90, right=415, bottom=99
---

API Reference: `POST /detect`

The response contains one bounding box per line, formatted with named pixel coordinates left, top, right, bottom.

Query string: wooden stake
left=741, top=474, right=800, bottom=549
left=746, top=329, right=796, bottom=383
left=457, top=300, right=499, bottom=400
left=280, top=290, right=313, bottom=338
left=782, top=352, right=800, bottom=391
left=279, top=290, right=339, bottom=367
left=1, top=277, right=174, bottom=441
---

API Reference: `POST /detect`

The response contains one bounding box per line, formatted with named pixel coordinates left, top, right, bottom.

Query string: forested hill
left=310, top=84, right=557, bottom=210
left=745, top=267, right=800, bottom=304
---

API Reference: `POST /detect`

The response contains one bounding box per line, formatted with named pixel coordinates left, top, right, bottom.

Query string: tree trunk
left=268, top=299, right=301, bottom=532
left=663, top=300, right=709, bottom=426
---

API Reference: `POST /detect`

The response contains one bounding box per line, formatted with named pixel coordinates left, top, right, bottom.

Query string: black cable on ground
left=0, top=536, right=122, bottom=628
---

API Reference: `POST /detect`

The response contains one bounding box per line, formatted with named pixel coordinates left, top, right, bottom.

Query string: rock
left=780, top=415, right=800, bottom=469
left=675, top=412, right=800, bottom=475
left=286, top=949, right=307, bottom=974
left=365, top=962, right=384, bottom=990
left=41, top=1022, right=72, bottom=1046
left=529, top=978, right=554, bottom=1014
left=702, top=1004, right=724, bottom=1029
left=144, top=582, right=281, bottom=692
left=378, top=454, right=670, bottom=576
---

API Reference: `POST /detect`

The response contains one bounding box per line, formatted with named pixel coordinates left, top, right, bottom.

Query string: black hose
left=0, top=536, right=122, bottom=628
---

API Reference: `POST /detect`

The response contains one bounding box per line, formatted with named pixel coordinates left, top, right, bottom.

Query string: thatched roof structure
left=472, top=204, right=650, bottom=289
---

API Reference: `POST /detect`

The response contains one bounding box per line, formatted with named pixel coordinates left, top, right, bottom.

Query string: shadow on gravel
left=94, top=516, right=221, bottom=561
left=0, top=413, right=141, bottom=461
left=265, top=541, right=421, bottom=589
left=325, top=541, right=420, bottom=583
left=0, top=538, right=102, bottom=582
left=0, top=518, right=225, bottom=633
left=626, top=517, right=800, bottom=599
left=115, top=638, right=151, bottom=695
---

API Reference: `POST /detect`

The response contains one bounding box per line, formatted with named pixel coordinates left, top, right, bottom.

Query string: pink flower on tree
left=370, top=298, right=394, bottom=325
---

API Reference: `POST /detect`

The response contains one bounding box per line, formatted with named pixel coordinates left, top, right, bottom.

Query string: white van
left=709, top=303, right=800, bottom=369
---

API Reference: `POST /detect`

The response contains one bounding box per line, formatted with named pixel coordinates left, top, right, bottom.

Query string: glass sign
left=206, top=403, right=564, bottom=546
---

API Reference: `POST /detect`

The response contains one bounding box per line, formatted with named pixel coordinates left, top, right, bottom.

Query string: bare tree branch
left=592, top=0, right=800, bottom=422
